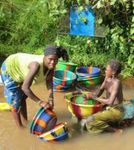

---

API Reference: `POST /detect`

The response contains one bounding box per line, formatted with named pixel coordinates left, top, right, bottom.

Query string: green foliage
left=0, top=0, right=133, bottom=77
left=59, top=0, right=134, bottom=78
left=55, top=35, right=110, bottom=68
left=0, top=0, right=66, bottom=54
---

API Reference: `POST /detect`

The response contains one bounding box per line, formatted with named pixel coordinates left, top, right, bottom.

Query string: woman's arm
left=22, top=62, right=41, bottom=102
left=22, top=62, right=50, bottom=108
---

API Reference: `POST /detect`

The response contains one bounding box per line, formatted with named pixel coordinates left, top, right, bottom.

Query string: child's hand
left=72, top=90, right=82, bottom=95
left=85, top=93, right=97, bottom=100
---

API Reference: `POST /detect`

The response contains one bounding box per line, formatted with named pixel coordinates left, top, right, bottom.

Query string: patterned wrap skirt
left=1, top=63, right=26, bottom=112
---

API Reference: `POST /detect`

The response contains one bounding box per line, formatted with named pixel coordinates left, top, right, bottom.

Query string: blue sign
left=70, top=6, right=95, bottom=36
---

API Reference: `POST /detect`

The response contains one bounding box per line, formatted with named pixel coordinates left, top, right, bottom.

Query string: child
left=80, top=60, right=124, bottom=133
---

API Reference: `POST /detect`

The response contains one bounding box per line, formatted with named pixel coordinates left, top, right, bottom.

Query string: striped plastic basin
left=29, top=107, right=57, bottom=135
left=65, top=92, right=102, bottom=119
left=56, top=61, right=78, bottom=72
left=77, top=76, right=100, bottom=87
left=76, top=67, right=101, bottom=87
left=53, top=70, right=77, bottom=91
left=38, top=123, right=68, bottom=142
left=76, top=66, right=100, bottom=77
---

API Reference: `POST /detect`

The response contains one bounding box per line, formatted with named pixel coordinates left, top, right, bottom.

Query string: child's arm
left=86, top=79, right=106, bottom=99
left=96, top=79, right=106, bottom=97
left=95, top=81, right=120, bottom=106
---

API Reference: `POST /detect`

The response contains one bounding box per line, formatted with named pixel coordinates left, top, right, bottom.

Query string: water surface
left=0, top=78, right=134, bottom=150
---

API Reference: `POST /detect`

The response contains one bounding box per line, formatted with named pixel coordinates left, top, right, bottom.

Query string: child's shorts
left=1, top=63, right=25, bottom=112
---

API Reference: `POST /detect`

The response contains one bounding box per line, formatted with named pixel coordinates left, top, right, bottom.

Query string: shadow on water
left=0, top=77, right=134, bottom=150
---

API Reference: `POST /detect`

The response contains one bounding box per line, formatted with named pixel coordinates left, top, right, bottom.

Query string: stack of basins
left=56, top=60, right=78, bottom=72
left=30, top=107, right=57, bottom=135
left=53, top=61, right=78, bottom=91
left=65, top=92, right=102, bottom=119
left=29, top=107, right=68, bottom=142
left=76, top=66, right=101, bottom=88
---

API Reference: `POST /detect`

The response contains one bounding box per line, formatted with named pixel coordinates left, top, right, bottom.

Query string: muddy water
left=0, top=79, right=134, bottom=150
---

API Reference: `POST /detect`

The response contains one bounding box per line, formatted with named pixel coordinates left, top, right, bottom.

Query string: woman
left=1, top=45, right=68, bottom=128
left=81, top=60, right=124, bottom=133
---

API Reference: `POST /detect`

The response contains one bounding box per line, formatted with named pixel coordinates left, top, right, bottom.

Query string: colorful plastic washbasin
left=65, top=92, right=102, bottom=119
left=53, top=84, right=70, bottom=92
left=38, top=123, right=68, bottom=142
left=76, top=66, right=100, bottom=77
left=56, top=61, right=78, bottom=72
left=30, top=107, right=57, bottom=135
left=53, top=70, right=77, bottom=91
left=130, top=98, right=134, bottom=104
left=77, top=76, right=100, bottom=87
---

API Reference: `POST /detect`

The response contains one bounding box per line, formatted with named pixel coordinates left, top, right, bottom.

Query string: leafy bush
left=0, top=0, right=133, bottom=77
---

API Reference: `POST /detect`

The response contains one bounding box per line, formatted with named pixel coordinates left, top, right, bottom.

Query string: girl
left=1, top=45, right=68, bottom=128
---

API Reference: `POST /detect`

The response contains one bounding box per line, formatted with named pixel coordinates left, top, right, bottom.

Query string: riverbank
left=122, top=77, right=134, bottom=88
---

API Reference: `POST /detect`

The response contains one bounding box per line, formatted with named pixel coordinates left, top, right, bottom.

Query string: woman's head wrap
left=44, top=45, right=58, bottom=56
left=44, top=45, right=69, bottom=61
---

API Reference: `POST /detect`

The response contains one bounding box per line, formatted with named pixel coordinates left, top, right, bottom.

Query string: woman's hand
left=38, top=100, right=52, bottom=110
left=48, top=97, right=54, bottom=110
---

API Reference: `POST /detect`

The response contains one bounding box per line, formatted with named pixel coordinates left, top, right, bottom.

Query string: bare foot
left=22, top=119, right=28, bottom=126
left=80, top=119, right=87, bottom=127
left=17, top=125, right=26, bottom=130
left=80, top=119, right=87, bottom=132
left=114, top=129, right=123, bottom=135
